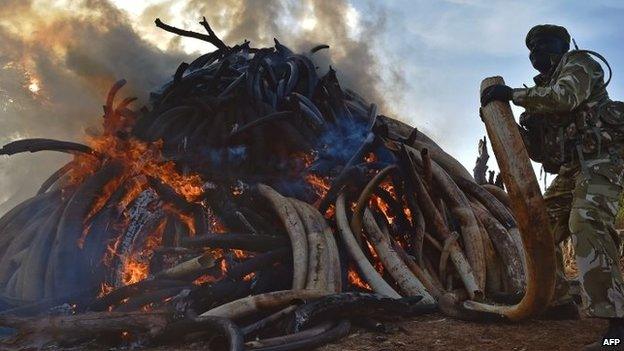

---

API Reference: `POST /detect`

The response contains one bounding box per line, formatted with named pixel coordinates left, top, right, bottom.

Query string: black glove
left=480, top=84, right=513, bottom=106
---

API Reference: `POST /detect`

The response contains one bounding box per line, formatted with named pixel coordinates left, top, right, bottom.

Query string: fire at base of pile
left=0, top=17, right=528, bottom=350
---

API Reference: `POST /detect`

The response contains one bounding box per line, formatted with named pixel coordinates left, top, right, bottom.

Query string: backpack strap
left=569, top=48, right=612, bottom=89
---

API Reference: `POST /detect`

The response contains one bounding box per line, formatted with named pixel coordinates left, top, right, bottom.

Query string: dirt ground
left=45, top=312, right=604, bottom=351
left=318, top=313, right=606, bottom=351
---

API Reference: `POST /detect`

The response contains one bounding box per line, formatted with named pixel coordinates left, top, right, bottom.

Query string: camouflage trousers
left=545, top=157, right=624, bottom=318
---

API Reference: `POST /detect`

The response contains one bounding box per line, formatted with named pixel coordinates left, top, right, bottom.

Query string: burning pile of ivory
left=0, top=17, right=527, bottom=350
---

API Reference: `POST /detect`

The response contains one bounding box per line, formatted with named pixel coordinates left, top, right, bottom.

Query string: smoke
left=0, top=0, right=188, bottom=215
left=0, top=0, right=402, bottom=215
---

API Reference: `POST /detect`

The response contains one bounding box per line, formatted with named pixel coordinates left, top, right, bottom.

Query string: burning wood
left=0, top=16, right=534, bottom=350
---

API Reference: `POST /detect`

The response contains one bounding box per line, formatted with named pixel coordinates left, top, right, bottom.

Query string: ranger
left=481, top=24, right=624, bottom=350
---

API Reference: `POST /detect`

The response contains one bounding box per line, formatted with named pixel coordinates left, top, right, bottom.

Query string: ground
left=47, top=312, right=604, bottom=351
left=318, top=313, right=605, bottom=351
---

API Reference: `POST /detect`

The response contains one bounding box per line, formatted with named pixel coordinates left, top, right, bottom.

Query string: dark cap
left=525, top=24, right=570, bottom=48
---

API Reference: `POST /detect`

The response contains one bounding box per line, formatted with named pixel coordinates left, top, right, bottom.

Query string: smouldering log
left=115, top=286, right=189, bottom=312
left=89, top=279, right=188, bottom=312
left=0, top=310, right=172, bottom=348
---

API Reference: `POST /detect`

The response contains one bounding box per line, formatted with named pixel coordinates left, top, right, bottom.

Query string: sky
left=1, top=0, right=624, bottom=213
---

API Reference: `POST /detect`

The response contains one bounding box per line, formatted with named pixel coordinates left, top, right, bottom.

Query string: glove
left=480, top=84, right=513, bottom=106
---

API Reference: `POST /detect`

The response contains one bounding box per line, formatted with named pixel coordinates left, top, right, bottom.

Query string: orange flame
left=348, top=265, right=371, bottom=290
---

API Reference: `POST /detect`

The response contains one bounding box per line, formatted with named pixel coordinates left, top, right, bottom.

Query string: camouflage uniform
left=514, top=50, right=624, bottom=318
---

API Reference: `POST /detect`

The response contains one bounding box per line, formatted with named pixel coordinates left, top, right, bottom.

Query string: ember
left=0, top=16, right=527, bottom=351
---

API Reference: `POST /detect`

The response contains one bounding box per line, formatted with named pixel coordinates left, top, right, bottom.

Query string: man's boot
left=583, top=318, right=624, bottom=350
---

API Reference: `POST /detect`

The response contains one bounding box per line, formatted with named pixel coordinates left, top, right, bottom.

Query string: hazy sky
left=1, top=0, right=623, bottom=210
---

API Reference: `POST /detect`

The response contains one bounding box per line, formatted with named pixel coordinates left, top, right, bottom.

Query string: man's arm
left=512, top=53, right=603, bottom=113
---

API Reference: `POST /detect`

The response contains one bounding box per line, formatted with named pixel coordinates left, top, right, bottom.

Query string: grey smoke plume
left=0, top=0, right=402, bottom=215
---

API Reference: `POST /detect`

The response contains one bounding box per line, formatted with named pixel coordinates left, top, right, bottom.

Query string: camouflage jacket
left=513, top=51, right=624, bottom=173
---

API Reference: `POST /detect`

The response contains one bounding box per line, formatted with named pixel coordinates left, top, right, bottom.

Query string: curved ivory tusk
left=362, top=209, right=435, bottom=304
left=405, top=146, right=486, bottom=291
left=462, top=76, right=555, bottom=321
left=199, top=289, right=327, bottom=319
left=289, top=199, right=333, bottom=292
left=350, top=165, right=397, bottom=246
left=335, top=193, right=401, bottom=298
left=471, top=203, right=525, bottom=294
left=257, top=184, right=308, bottom=290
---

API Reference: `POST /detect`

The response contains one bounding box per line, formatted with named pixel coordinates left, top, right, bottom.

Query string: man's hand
left=480, top=84, right=513, bottom=106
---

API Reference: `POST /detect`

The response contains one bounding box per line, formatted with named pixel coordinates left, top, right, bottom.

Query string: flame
left=163, top=203, right=197, bottom=236
left=119, top=256, right=149, bottom=286
left=364, top=152, right=377, bottom=163
left=98, top=282, right=114, bottom=298
left=366, top=240, right=384, bottom=274
left=306, top=173, right=330, bottom=199
left=73, top=132, right=205, bottom=250
left=118, top=219, right=166, bottom=286
left=193, top=274, right=219, bottom=285
left=243, top=272, right=256, bottom=282
left=372, top=194, right=394, bottom=225
left=348, top=265, right=371, bottom=290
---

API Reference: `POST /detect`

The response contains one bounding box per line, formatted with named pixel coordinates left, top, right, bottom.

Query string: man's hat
left=525, top=24, right=571, bottom=48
